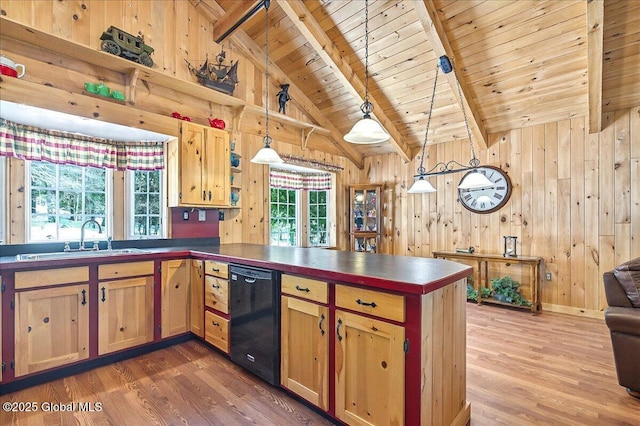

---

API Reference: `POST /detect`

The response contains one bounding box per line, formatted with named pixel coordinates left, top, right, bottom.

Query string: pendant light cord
left=417, top=64, right=440, bottom=175
left=364, top=0, right=369, bottom=105
left=264, top=1, right=272, bottom=147
left=454, top=68, right=479, bottom=168
left=360, top=0, right=374, bottom=117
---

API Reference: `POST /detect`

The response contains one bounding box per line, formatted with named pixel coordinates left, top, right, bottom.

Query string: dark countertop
left=0, top=242, right=472, bottom=295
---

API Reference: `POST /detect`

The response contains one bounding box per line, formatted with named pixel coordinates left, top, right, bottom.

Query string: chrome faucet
left=80, top=219, right=102, bottom=250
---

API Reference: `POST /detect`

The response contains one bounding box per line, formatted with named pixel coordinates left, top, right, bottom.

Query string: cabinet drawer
left=15, top=266, right=89, bottom=289
left=205, top=311, right=229, bottom=353
left=205, top=276, right=229, bottom=314
left=335, top=285, right=405, bottom=323
left=99, top=261, right=154, bottom=280
left=204, top=260, right=228, bottom=279
left=282, top=274, right=328, bottom=304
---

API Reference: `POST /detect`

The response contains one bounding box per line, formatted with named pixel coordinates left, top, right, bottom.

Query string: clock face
left=458, top=166, right=512, bottom=214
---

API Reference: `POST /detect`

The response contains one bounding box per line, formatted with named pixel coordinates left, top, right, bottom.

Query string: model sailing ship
left=185, top=50, right=239, bottom=96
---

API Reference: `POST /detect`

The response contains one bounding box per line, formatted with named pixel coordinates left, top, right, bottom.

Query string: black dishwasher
left=229, top=264, right=280, bottom=386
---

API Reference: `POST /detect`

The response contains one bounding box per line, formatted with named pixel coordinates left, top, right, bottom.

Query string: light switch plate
left=198, top=210, right=206, bottom=221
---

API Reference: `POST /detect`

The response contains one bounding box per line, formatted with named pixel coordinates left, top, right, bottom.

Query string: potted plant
left=490, top=276, right=531, bottom=306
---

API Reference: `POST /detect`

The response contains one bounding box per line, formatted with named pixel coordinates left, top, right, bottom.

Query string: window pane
left=28, top=162, right=110, bottom=242
left=31, top=162, right=56, bottom=187
left=149, top=194, right=160, bottom=214
left=308, top=189, right=330, bottom=247
left=135, top=172, right=149, bottom=192
left=128, top=170, right=164, bottom=239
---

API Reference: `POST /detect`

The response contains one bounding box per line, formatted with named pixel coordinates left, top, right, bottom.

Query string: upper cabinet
left=349, top=185, right=382, bottom=253
left=168, top=121, right=230, bottom=208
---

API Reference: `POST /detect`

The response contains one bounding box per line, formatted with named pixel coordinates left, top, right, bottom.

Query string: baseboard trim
left=1, top=334, right=194, bottom=395
left=541, top=303, right=605, bottom=319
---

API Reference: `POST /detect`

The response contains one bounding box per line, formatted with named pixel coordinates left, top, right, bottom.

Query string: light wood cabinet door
left=161, top=259, right=189, bottom=338
left=335, top=309, right=405, bottom=426
left=281, top=296, right=329, bottom=411
left=190, top=259, right=204, bottom=337
left=14, top=285, right=89, bottom=377
left=168, top=122, right=230, bottom=207
left=98, top=276, right=154, bottom=355
left=204, top=127, right=230, bottom=206
left=178, top=121, right=207, bottom=206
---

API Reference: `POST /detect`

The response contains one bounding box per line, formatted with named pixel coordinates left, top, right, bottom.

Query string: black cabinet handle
left=212, top=321, right=220, bottom=326
left=203, top=190, right=206, bottom=200
left=295, top=285, right=310, bottom=293
left=81, top=289, right=87, bottom=306
left=212, top=267, right=220, bottom=272
left=208, top=191, right=212, bottom=201
left=211, top=283, right=221, bottom=289
left=336, top=318, right=343, bottom=341
left=319, top=314, right=325, bottom=336
left=356, top=299, right=377, bottom=308
left=101, top=286, right=106, bottom=302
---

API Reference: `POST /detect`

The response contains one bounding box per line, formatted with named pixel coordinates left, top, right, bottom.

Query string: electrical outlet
left=545, top=272, right=552, bottom=281
left=182, top=210, right=189, bottom=220
left=198, top=210, right=206, bottom=222
left=218, top=211, right=225, bottom=221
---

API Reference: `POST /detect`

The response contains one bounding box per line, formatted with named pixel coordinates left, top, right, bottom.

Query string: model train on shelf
left=99, top=26, right=154, bottom=67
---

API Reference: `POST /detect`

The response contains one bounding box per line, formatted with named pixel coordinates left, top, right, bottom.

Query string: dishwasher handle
left=244, top=277, right=257, bottom=284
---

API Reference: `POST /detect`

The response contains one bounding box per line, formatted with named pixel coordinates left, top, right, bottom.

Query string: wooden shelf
left=433, top=251, right=542, bottom=315
left=0, top=76, right=179, bottom=137
left=0, top=16, right=332, bottom=136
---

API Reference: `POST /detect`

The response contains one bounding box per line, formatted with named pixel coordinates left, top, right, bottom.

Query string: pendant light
left=343, top=0, right=389, bottom=144
left=408, top=55, right=493, bottom=193
left=251, top=0, right=283, bottom=165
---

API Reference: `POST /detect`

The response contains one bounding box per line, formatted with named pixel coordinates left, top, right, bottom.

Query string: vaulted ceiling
left=193, top=0, right=640, bottom=163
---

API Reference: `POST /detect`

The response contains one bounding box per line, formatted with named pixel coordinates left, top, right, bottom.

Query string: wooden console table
left=433, top=251, right=542, bottom=314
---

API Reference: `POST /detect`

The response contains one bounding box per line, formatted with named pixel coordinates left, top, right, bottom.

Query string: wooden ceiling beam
left=587, top=0, right=604, bottom=134
left=211, top=0, right=264, bottom=43
left=276, top=0, right=413, bottom=163
left=414, top=0, right=488, bottom=150
left=190, top=0, right=364, bottom=169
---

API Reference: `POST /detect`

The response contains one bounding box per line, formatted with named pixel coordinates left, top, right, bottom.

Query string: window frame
left=24, top=160, right=114, bottom=243
left=125, top=168, right=167, bottom=239
left=269, top=169, right=336, bottom=248
left=0, top=157, right=5, bottom=244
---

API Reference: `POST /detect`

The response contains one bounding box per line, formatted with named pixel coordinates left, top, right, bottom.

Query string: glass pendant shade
left=344, top=116, right=390, bottom=144
left=251, top=136, right=284, bottom=164
left=407, top=176, right=436, bottom=194
left=457, top=170, right=494, bottom=190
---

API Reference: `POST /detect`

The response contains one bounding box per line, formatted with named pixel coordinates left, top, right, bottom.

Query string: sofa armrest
left=604, top=272, right=633, bottom=307
left=605, top=306, right=640, bottom=335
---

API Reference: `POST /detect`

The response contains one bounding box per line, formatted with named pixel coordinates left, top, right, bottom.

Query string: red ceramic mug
left=0, top=55, right=25, bottom=78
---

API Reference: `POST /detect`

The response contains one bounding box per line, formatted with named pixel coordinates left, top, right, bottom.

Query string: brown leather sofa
left=603, top=257, right=640, bottom=399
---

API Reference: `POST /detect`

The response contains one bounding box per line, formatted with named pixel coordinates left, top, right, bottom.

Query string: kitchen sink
left=15, top=248, right=150, bottom=261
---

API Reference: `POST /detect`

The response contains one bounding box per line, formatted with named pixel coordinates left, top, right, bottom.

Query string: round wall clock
left=458, top=165, right=512, bottom=214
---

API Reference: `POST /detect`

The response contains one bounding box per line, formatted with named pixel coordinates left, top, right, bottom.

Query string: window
left=270, top=187, right=299, bottom=246
left=269, top=168, right=335, bottom=248
left=308, top=190, right=329, bottom=246
left=0, top=157, right=5, bottom=244
left=127, top=169, right=165, bottom=239
left=26, top=161, right=112, bottom=242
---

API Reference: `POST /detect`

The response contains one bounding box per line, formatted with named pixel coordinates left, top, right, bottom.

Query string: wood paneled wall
left=222, top=105, right=639, bottom=315
left=2, top=1, right=638, bottom=315
left=349, top=107, right=638, bottom=316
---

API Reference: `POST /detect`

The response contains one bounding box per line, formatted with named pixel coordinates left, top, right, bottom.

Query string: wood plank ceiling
left=201, top=0, right=640, bottom=162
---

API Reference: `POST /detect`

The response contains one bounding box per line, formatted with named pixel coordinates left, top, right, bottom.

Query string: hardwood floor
left=466, top=304, right=640, bottom=425
left=2, top=303, right=639, bottom=425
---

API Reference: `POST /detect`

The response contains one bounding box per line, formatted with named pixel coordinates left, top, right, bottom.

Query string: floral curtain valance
left=270, top=169, right=332, bottom=191
left=0, top=118, right=165, bottom=170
